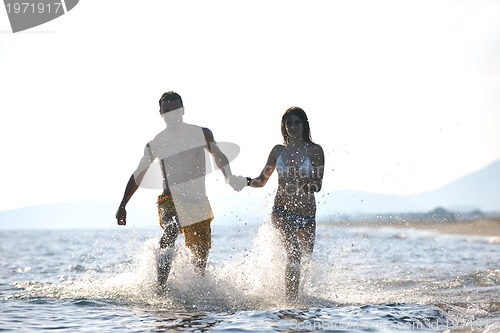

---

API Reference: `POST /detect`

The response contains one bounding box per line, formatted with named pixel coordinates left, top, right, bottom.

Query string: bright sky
left=1, top=0, right=500, bottom=213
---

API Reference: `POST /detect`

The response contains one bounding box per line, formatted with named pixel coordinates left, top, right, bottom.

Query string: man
left=115, top=91, right=245, bottom=291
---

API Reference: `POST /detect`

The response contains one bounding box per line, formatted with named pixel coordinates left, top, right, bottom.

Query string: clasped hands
left=228, top=175, right=247, bottom=192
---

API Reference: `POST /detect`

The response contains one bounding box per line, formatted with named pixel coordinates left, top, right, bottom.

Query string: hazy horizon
left=1, top=157, right=499, bottom=230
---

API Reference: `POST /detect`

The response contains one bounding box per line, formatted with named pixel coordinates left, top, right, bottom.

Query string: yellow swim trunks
left=156, top=193, right=213, bottom=259
left=181, top=218, right=213, bottom=260
left=157, top=194, right=176, bottom=228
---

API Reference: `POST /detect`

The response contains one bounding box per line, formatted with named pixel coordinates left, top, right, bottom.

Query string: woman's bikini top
left=276, top=145, right=313, bottom=178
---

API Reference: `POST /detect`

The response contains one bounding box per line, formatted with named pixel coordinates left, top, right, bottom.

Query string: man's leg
left=181, top=218, right=212, bottom=276
left=157, top=217, right=180, bottom=291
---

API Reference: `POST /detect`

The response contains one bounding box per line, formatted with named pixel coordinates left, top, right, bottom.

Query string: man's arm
left=203, top=127, right=233, bottom=182
left=116, top=174, right=140, bottom=225
left=116, top=144, right=153, bottom=225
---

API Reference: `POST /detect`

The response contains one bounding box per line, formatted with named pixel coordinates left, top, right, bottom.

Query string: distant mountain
left=325, top=160, right=500, bottom=215
left=408, top=160, right=500, bottom=212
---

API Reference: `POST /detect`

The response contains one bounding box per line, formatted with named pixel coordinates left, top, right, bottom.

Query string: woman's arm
left=294, top=144, right=325, bottom=194
left=248, top=145, right=283, bottom=188
left=308, top=144, right=325, bottom=192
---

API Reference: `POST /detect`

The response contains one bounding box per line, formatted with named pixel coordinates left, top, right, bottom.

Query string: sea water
left=1, top=220, right=499, bottom=332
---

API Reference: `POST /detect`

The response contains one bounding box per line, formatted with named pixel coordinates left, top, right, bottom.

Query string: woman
left=245, top=106, right=325, bottom=300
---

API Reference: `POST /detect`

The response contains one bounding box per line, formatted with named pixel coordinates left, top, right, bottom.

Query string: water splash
left=11, top=224, right=500, bottom=331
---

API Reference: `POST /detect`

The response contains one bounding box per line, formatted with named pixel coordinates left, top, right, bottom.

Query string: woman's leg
left=297, top=221, right=316, bottom=255
left=272, top=212, right=301, bottom=300
left=284, top=237, right=301, bottom=301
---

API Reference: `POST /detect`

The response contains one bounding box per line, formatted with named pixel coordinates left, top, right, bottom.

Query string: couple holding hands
left=116, top=91, right=325, bottom=300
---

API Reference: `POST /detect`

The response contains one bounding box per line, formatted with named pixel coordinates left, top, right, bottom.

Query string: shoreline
left=322, top=218, right=500, bottom=237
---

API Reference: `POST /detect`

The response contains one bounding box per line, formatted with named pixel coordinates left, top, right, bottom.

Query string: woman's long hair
left=281, top=106, right=314, bottom=145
